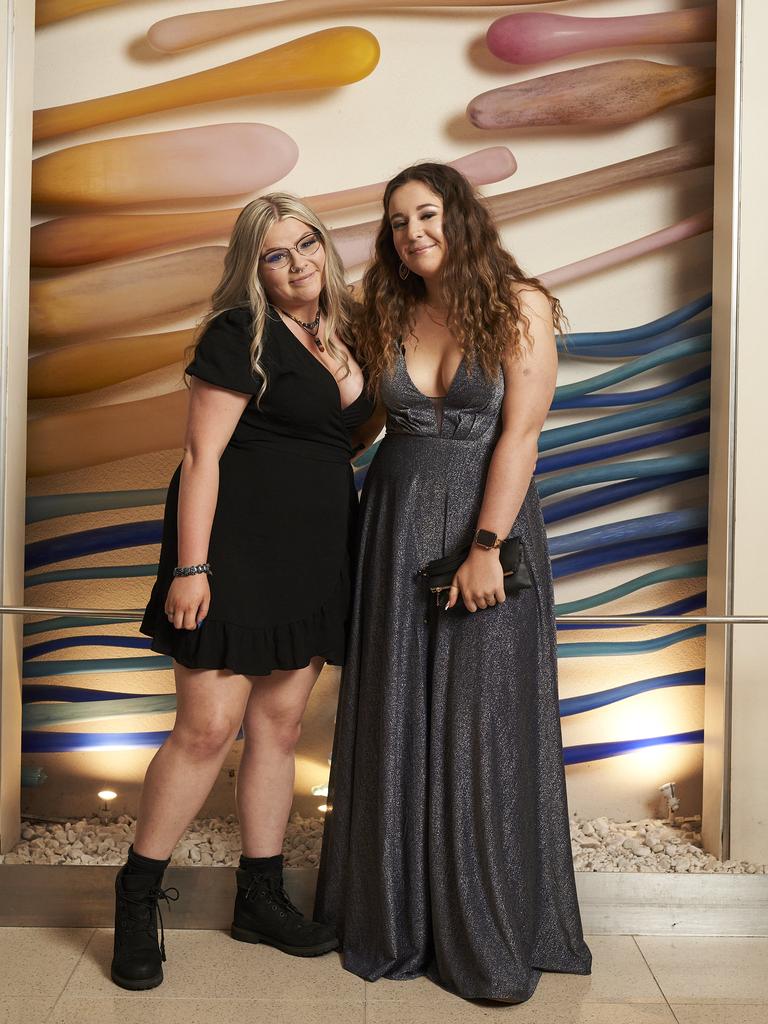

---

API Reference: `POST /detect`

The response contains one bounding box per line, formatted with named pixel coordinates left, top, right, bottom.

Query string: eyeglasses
left=260, top=232, right=323, bottom=270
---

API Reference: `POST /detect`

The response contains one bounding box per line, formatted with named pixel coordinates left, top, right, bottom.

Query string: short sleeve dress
left=140, top=305, right=374, bottom=676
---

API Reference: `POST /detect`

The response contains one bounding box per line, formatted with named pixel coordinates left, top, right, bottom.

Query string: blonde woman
left=110, top=195, right=373, bottom=990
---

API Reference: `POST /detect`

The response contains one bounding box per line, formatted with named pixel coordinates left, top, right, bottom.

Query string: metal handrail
left=2, top=605, right=768, bottom=624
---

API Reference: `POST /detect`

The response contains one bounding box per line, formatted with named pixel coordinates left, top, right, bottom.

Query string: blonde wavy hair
left=190, top=193, right=355, bottom=405
left=356, top=163, right=566, bottom=393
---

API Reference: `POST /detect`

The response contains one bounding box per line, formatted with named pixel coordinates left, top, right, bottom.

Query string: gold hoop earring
left=398, top=262, right=410, bottom=281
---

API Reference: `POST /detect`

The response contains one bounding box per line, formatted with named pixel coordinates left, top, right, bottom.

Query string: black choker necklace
left=279, top=308, right=325, bottom=352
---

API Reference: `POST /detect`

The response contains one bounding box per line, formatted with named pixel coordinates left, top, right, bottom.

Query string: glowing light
left=317, top=804, right=329, bottom=813
left=98, top=789, right=117, bottom=801
left=312, top=785, right=329, bottom=797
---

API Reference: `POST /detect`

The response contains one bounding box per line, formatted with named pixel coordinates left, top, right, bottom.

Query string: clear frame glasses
left=260, top=232, right=323, bottom=270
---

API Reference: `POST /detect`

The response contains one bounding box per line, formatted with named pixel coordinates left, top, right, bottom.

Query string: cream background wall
left=24, top=0, right=714, bottom=822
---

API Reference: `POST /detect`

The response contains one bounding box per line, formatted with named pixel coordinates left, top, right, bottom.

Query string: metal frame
left=3, top=606, right=768, bottom=625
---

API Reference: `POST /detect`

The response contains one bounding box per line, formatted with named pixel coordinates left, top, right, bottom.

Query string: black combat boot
left=231, top=865, right=338, bottom=957
left=111, top=864, right=179, bottom=990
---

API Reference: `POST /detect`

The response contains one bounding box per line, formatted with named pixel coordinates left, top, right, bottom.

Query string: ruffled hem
left=139, top=570, right=349, bottom=676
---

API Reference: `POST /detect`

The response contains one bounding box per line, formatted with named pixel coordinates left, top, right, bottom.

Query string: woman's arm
left=447, top=286, right=558, bottom=612
left=165, top=377, right=250, bottom=630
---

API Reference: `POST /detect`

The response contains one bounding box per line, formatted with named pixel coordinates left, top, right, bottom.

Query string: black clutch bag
left=418, top=535, right=532, bottom=609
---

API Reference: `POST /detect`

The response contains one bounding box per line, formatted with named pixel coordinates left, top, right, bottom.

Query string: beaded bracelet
left=172, top=563, right=212, bottom=578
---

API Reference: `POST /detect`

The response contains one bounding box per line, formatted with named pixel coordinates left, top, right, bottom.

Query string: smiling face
left=388, top=179, right=446, bottom=283
left=258, top=216, right=326, bottom=310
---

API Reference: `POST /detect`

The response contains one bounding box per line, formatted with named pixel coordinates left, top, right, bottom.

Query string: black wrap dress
left=140, top=305, right=373, bottom=676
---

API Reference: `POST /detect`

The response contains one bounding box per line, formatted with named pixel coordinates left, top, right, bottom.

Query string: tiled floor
left=1, top=930, right=767, bottom=1024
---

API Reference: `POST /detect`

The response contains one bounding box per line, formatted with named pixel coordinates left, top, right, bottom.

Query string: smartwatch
left=474, top=529, right=502, bottom=550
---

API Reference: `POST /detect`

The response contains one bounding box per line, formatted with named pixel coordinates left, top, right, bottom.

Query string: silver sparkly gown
left=315, top=350, right=592, bottom=1002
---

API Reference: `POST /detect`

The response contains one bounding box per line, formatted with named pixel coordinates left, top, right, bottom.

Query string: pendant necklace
left=279, top=307, right=325, bottom=352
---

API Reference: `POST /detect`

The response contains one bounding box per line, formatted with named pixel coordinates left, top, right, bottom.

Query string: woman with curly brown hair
left=314, top=163, right=592, bottom=1002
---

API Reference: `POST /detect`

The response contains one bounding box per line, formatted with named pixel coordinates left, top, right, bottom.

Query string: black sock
left=124, top=844, right=170, bottom=882
left=239, top=853, right=283, bottom=877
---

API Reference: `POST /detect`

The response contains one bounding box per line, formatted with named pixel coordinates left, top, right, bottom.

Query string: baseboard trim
left=1, top=865, right=766, bottom=935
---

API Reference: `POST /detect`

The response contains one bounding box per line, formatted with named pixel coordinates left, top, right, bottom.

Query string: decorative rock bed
left=2, top=812, right=766, bottom=874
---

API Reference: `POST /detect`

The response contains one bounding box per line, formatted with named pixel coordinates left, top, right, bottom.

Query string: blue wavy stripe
left=552, top=528, right=708, bottom=579
left=535, top=417, right=709, bottom=475
left=26, top=489, right=168, bottom=525
left=20, top=727, right=705, bottom=756
left=555, top=559, right=708, bottom=613
left=558, top=295, right=711, bottom=346
left=22, top=684, right=159, bottom=703
left=23, top=615, right=143, bottom=636
left=23, top=655, right=172, bottom=678
left=539, top=391, right=710, bottom=452
left=554, top=336, right=711, bottom=402
left=21, top=766, right=48, bottom=787
left=24, top=635, right=152, bottom=660
left=552, top=366, right=710, bottom=409
left=25, top=564, right=158, bottom=588
left=538, top=451, right=709, bottom=498
left=559, top=669, right=704, bottom=714
left=25, top=521, right=163, bottom=571
left=563, top=320, right=711, bottom=359
left=557, top=624, right=705, bottom=658
left=23, top=665, right=706, bottom=728
left=556, top=592, right=707, bottom=630
left=548, top=508, right=707, bottom=557
left=563, top=730, right=704, bottom=765
left=543, top=472, right=704, bottom=525
left=23, top=694, right=177, bottom=729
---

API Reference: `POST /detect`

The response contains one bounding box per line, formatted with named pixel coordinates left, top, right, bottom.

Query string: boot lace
left=246, top=875, right=302, bottom=920
left=119, top=885, right=179, bottom=961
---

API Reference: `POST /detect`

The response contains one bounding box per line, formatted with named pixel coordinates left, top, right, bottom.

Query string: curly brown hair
left=356, top=162, right=565, bottom=393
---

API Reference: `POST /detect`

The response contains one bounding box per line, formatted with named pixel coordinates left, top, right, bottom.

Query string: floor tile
left=63, top=929, right=365, bottom=1002
left=0, top=929, right=93, bottom=998
left=672, top=1007, right=768, bottom=1024
left=364, top=936, right=664, bottom=1007
left=0, top=1000, right=56, bottom=1024
left=366, top=1003, right=678, bottom=1024
left=49, top=998, right=363, bottom=1024
left=635, top=936, right=768, bottom=1003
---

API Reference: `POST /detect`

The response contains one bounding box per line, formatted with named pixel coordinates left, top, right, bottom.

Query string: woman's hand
left=446, top=548, right=506, bottom=613
left=165, top=574, right=210, bottom=631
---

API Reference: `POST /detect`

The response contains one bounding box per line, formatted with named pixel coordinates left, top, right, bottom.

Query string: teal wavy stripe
left=557, top=624, right=705, bottom=658
left=23, top=694, right=177, bottom=729
left=23, top=656, right=172, bottom=678
left=539, top=391, right=710, bottom=452
left=23, top=615, right=143, bottom=637
left=22, top=669, right=705, bottom=728
left=25, top=564, right=158, bottom=588
left=21, top=766, right=48, bottom=787
left=26, top=489, right=168, bottom=525
left=554, top=336, right=710, bottom=401
left=538, top=451, right=709, bottom=499
left=554, top=559, right=708, bottom=615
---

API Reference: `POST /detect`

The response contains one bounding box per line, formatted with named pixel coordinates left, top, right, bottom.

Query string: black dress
left=140, top=305, right=373, bottom=676
left=315, top=352, right=591, bottom=1002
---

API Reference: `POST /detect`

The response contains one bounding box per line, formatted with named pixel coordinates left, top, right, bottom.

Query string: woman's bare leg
left=133, top=662, right=252, bottom=859
left=236, top=657, right=324, bottom=857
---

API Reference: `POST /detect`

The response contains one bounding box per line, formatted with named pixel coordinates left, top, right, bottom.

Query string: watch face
left=475, top=529, right=497, bottom=548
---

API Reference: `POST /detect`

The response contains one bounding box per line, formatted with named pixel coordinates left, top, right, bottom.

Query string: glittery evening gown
left=314, top=349, right=592, bottom=1002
